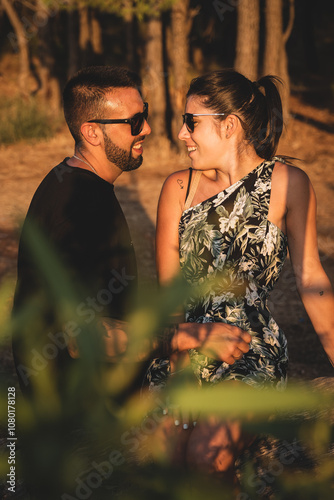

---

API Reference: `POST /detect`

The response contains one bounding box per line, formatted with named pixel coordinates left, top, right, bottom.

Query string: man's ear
left=80, top=122, right=102, bottom=146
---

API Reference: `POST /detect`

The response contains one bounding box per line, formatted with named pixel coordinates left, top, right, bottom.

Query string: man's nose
left=141, top=119, right=151, bottom=136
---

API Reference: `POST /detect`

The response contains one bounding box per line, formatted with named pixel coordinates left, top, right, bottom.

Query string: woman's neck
left=206, top=145, right=263, bottom=187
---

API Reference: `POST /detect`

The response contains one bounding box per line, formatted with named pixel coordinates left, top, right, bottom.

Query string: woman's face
left=178, top=95, right=227, bottom=170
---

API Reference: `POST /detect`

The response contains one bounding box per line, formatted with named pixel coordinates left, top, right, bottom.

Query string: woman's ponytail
left=251, top=75, right=284, bottom=159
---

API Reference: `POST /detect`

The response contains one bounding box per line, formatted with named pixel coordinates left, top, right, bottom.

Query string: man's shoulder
left=24, top=160, right=119, bottom=233
left=33, top=160, right=113, bottom=202
left=32, top=159, right=74, bottom=196
left=43, top=159, right=98, bottom=189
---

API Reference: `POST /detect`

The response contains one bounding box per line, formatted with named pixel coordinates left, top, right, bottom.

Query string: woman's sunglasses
left=182, top=112, right=225, bottom=133
left=87, top=102, right=148, bottom=136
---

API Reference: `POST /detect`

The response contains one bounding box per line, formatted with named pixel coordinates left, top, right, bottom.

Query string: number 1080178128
left=7, top=387, right=16, bottom=437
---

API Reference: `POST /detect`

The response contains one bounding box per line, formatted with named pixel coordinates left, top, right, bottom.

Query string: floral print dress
left=147, top=158, right=289, bottom=391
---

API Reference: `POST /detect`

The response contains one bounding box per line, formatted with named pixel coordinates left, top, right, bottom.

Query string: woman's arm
left=156, top=170, right=189, bottom=285
left=286, top=166, right=334, bottom=367
left=156, top=169, right=196, bottom=370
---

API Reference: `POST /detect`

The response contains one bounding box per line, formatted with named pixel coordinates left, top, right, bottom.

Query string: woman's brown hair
left=187, top=69, right=284, bottom=160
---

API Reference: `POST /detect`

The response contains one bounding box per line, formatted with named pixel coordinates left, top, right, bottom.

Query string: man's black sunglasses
left=87, top=102, right=148, bottom=136
left=182, top=112, right=225, bottom=133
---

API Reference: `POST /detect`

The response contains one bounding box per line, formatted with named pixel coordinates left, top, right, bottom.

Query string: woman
left=146, top=70, right=334, bottom=480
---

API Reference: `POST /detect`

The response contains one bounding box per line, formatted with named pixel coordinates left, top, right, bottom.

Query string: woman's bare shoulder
left=163, top=168, right=191, bottom=185
left=274, top=160, right=311, bottom=186
left=274, top=160, right=315, bottom=209
left=160, top=168, right=192, bottom=196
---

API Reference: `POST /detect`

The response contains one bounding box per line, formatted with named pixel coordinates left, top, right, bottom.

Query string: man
left=12, top=66, right=250, bottom=398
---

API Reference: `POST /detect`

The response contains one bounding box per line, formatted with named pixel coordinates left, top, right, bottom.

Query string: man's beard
left=103, top=131, right=143, bottom=172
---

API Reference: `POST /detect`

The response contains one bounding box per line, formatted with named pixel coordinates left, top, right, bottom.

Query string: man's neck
left=69, top=150, right=122, bottom=185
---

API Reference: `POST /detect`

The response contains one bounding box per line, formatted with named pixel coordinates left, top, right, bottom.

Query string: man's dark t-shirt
left=12, top=160, right=138, bottom=395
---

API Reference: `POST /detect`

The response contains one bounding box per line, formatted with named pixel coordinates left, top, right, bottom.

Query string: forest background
left=1, top=0, right=334, bottom=144
left=0, top=0, right=334, bottom=498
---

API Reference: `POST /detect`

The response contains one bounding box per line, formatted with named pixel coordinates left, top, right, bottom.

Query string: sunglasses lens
left=183, top=114, right=194, bottom=133
left=131, top=114, right=143, bottom=135
left=143, top=102, right=148, bottom=120
left=131, top=104, right=148, bottom=135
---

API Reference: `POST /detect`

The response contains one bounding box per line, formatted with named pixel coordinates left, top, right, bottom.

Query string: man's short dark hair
left=63, top=66, right=142, bottom=145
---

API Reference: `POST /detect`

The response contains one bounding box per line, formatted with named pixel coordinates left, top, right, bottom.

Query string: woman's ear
left=224, top=115, right=239, bottom=139
left=80, top=122, right=102, bottom=147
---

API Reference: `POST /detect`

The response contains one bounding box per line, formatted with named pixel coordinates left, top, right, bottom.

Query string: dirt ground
left=1, top=94, right=334, bottom=384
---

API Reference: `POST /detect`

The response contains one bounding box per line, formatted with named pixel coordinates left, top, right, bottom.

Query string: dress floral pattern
left=147, top=158, right=288, bottom=391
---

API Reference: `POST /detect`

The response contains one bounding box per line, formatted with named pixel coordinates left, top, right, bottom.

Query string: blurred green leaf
left=169, top=381, right=332, bottom=418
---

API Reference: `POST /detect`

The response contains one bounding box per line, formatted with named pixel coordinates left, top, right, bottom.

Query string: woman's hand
left=174, top=322, right=252, bottom=365
left=102, top=318, right=128, bottom=359
left=199, top=323, right=252, bottom=364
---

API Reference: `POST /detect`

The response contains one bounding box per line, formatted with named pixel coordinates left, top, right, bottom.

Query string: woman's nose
left=178, top=122, right=190, bottom=141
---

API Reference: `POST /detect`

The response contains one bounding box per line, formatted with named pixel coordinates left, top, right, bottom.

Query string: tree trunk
left=123, top=0, right=135, bottom=68
left=234, top=0, right=260, bottom=81
left=192, top=45, right=204, bottom=73
left=78, top=6, right=103, bottom=67
left=34, top=0, right=61, bottom=112
left=144, top=15, right=166, bottom=139
left=91, top=8, right=103, bottom=58
left=263, top=0, right=283, bottom=76
left=263, top=0, right=295, bottom=123
left=170, top=0, right=191, bottom=149
left=67, top=9, right=79, bottom=78
left=2, top=0, right=35, bottom=95
left=79, top=4, right=90, bottom=66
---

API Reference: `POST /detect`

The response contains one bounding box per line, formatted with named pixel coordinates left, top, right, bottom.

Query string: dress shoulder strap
left=185, top=167, right=193, bottom=200
left=184, top=169, right=202, bottom=211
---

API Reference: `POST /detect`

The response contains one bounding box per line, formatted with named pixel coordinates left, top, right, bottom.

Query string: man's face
left=101, top=88, right=151, bottom=172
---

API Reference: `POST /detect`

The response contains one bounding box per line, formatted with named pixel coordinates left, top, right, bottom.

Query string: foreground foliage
left=0, top=223, right=333, bottom=499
